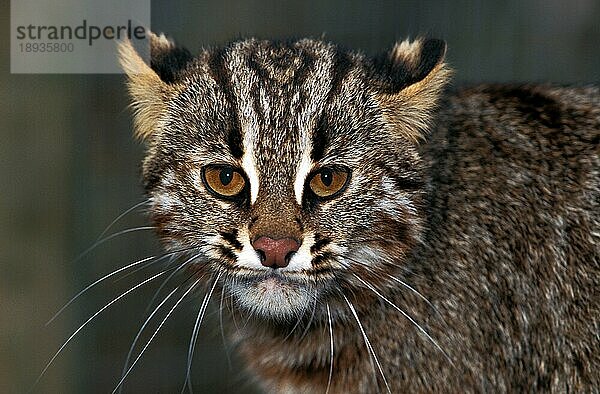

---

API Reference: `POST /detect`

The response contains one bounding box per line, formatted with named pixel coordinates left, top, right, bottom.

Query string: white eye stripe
left=293, top=106, right=319, bottom=205
left=238, top=106, right=259, bottom=205
left=242, top=147, right=259, bottom=204
left=294, top=152, right=312, bottom=204
left=229, top=61, right=262, bottom=205
left=231, top=55, right=334, bottom=206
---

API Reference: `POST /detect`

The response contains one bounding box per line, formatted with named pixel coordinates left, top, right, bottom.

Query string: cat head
left=119, top=33, right=450, bottom=321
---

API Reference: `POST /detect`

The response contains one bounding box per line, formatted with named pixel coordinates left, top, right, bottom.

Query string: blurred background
left=1, top=0, right=599, bottom=392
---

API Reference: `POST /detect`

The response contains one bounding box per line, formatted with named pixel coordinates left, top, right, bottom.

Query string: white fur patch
left=282, top=233, right=314, bottom=271
left=152, top=170, right=182, bottom=210
left=241, top=138, right=260, bottom=204
left=346, top=245, right=387, bottom=267
left=235, top=229, right=264, bottom=270
left=152, top=192, right=181, bottom=211
left=294, top=152, right=312, bottom=204
left=228, top=57, right=262, bottom=205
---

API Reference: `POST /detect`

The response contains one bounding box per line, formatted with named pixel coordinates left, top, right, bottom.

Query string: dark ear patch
left=408, top=39, right=446, bottom=85
left=149, top=34, right=194, bottom=83
left=372, top=38, right=451, bottom=143
left=372, top=38, right=447, bottom=93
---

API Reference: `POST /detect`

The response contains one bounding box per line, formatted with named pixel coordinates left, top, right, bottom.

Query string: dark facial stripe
left=374, top=161, right=424, bottom=191
left=220, top=230, right=243, bottom=251
left=207, top=48, right=244, bottom=159
left=312, top=251, right=334, bottom=267
left=311, top=51, right=353, bottom=161
left=245, top=57, right=267, bottom=126
left=245, top=44, right=316, bottom=130
left=328, top=51, right=353, bottom=100
left=311, top=114, right=328, bottom=161
left=217, top=244, right=238, bottom=262
left=391, top=176, right=425, bottom=191
left=310, top=235, right=331, bottom=254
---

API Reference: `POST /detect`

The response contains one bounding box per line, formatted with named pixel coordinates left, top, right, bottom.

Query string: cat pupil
left=321, top=169, right=333, bottom=186
left=220, top=169, right=233, bottom=186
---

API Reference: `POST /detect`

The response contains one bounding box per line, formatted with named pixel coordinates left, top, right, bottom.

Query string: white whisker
left=143, top=252, right=203, bottom=314
left=35, top=270, right=168, bottom=389
left=117, top=286, right=180, bottom=394
left=112, top=278, right=202, bottom=393
left=283, top=311, right=305, bottom=342
left=95, top=200, right=149, bottom=242
left=46, top=255, right=158, bottom=325
left=218, top=287, right=232, bottom=369
left=227, top=278, right=240, bottom=332
left=72, top=226, right=156, bottom=265
left=353, top=274, right=452, bottom=365
left=341, top=254, right=441, bottom=317
left=47, top=247, right=195, bottom=325
left=342, top=294, right=391, bottom=394
left=385, top=273, right=437, bottom=311
left=298, top=288, right=318, bottom=341
left=183, top=272, right=222, bottom=393
left=325, top=304, right=334, bottom=394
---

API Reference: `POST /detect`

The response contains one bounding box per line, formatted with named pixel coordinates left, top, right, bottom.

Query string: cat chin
left=227, top=274, right=315, bottom=321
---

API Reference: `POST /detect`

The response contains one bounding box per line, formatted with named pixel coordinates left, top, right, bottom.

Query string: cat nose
left=252, top=236, right=300, bottom=269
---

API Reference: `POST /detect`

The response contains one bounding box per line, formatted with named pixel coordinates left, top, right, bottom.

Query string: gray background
left=1, top=0, right=599, bottom=393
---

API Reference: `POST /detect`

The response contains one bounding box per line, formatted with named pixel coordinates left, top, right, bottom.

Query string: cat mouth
left=223, top=268, right=319, bottom=320
left=222, top=265, right=336, bottom=287
left=249, top=273, right=293, bottom=292
left=231, top=268, right=307, bottom=285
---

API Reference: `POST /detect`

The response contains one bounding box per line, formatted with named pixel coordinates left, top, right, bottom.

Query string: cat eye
left=308, top=167, right=350, bottom=199
left=202, top=165, right=246, bottom=198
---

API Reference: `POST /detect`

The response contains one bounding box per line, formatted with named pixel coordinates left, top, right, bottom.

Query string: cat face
left=120, top=34, right=449, bottom=321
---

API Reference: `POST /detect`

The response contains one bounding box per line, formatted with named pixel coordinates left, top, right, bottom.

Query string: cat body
left=119, top=34, right=599, bottom=392
left=236, top=84, right=600, bottom=393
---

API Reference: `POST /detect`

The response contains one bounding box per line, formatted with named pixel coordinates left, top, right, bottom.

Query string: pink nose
left=252, top=236, right=300, bottom=268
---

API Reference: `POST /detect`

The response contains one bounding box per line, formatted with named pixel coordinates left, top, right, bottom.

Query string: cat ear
left=118, top=31, right=193, bottom=140
left=372, top=38, right=452, bottom=143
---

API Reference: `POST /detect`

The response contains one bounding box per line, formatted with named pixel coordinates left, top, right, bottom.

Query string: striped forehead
left=224, top=41, right=338, bottom=203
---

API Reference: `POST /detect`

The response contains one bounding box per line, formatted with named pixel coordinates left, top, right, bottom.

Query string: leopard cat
left=117, top=32, right=599, bottom=392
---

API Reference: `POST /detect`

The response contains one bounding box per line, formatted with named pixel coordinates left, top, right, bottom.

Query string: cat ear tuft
left=118, top=31, right=193, bottom=140
left=373, top=38, right=452, bottom=143
left=147, top=32, right=194, bottom=84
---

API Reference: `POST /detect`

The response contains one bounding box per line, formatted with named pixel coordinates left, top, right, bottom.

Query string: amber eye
left=308, top=167, right=350, bottom=199
left=202, top=165, right=246, bottom=198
